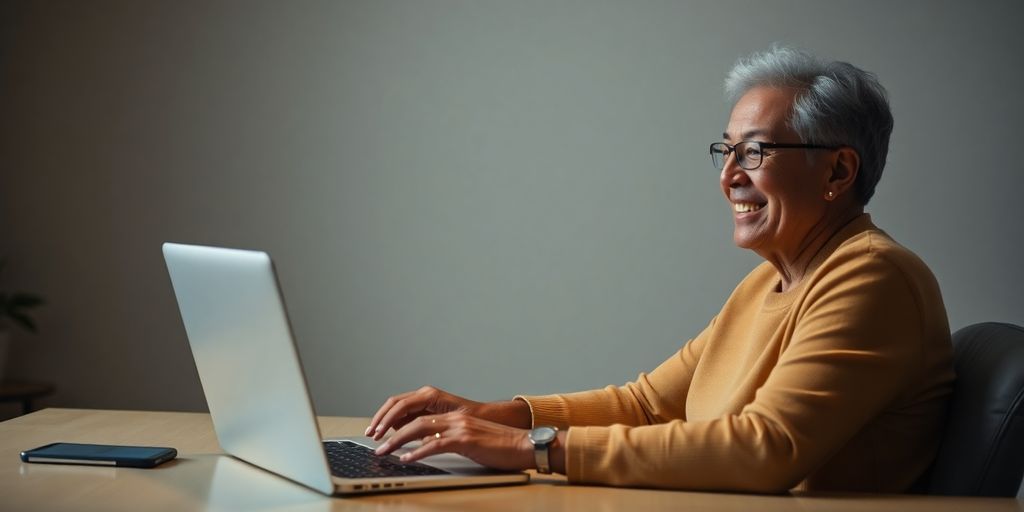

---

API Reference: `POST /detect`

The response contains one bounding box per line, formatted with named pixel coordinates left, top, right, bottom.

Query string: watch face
left=530, top=426, right=558, bottom=444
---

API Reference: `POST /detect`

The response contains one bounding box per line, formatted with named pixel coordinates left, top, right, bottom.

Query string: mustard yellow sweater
left=518, top=214, right=954, bottom=493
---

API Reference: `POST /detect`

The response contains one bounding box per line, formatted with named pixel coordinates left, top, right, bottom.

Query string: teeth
left=733, top=202, right=764, bottom=213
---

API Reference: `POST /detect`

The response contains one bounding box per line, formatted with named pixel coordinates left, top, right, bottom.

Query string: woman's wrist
left=519, top=427, right=567, bottom=474
left=549, top=430, right=568, bottom=475
left=478, top=399, right=532, bottom=428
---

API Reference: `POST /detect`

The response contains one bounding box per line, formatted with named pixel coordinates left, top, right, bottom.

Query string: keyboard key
left=323, top=441, right=449, bottom=479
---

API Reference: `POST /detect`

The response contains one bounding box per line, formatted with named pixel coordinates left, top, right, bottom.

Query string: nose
left=720, top=153, right=750, bottom=192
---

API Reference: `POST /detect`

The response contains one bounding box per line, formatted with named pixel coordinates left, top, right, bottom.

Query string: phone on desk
left=20, top=442, right=177, bottom=468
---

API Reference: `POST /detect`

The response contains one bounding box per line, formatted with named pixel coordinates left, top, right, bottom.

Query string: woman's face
left=720, top=86, right=834, bottom=258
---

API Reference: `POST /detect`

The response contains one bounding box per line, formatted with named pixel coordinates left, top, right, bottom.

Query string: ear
left=826, top=147, right=859, bottom=198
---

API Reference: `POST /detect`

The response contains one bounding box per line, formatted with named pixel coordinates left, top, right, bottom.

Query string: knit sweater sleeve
left=515, top=317, right=714, bottom=429
left=561, top=249, right=926, bottom=492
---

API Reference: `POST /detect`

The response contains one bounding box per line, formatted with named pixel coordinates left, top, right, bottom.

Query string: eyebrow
left=722, top=129, right=770, bottom=141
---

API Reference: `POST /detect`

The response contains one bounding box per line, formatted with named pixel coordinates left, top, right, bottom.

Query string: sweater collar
left=762, top=213, right=878, bottom=309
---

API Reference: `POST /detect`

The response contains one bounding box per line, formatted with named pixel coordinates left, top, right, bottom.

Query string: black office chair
left=923, top=322, right=1024, bottom=496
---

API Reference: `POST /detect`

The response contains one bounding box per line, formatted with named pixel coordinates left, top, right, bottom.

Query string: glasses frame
left=709, top=141, right=841, bottom=171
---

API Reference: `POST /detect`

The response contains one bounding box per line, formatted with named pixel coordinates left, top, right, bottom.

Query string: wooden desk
left=0, top=409, right=1019, bottom=512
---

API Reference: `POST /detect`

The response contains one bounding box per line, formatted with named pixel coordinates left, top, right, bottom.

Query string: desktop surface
left=1, top=408, right=1020, bottom=512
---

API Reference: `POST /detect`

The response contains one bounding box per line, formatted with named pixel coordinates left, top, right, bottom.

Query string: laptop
left=162, top=242, right=529, bottom=495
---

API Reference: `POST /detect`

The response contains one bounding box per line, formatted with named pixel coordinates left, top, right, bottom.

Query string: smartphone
left=20, top=442, right=177, bottom=468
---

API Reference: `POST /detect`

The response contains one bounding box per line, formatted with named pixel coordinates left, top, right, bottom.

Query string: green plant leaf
left=8, top=311, right=37, bottom=332
left=10, top=293, right=44, bottom=308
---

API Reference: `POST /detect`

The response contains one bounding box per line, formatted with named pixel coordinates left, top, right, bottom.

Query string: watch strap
left=534, top=441, right=551, bottom=474
left=530, top=426, right=558, bottom=474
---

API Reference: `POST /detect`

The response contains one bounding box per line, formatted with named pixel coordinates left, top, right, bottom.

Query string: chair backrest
left=926, top=322, right=1024, bottom=496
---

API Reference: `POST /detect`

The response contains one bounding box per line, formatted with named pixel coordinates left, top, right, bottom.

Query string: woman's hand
left=365, top=386, right=531, bottom=441
left=374, top=412, right=535, bottom=471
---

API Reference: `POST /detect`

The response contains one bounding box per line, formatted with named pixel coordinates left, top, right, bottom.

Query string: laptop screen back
left=163, top=242, right=334, bottom=495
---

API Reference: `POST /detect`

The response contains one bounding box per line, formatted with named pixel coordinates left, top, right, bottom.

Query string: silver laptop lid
left=163, top=242, right=334, bottom=495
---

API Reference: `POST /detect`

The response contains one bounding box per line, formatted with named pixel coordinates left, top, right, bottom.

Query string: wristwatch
left=528, top=426, right=559, bottom=474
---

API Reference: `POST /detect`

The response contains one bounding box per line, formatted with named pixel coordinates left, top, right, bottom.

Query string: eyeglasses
left=709, top=141, right=840, bottom=171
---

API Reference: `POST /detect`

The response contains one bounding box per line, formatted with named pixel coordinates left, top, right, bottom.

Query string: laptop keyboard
left=324, top=441, right=450, bottom=479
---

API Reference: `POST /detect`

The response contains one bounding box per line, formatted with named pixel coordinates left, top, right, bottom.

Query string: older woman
left=367, top=47, right=955, bottom=493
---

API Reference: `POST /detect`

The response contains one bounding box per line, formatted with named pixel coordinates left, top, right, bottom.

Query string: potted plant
left=0, top=258, right=45, bottom=382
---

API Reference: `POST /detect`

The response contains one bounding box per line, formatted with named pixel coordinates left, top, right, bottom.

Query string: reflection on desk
left=208, top=456, right=329, bottom=512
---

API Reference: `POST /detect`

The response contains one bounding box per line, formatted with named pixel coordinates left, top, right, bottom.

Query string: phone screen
left=29, top=443, right=171, bottom=459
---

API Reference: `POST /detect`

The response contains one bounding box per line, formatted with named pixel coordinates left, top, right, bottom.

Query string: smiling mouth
left=733, top=202, right=765, bottom=213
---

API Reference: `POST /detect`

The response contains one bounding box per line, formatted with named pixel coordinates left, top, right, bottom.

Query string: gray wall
left=1, top=0, right=1022, bottom=419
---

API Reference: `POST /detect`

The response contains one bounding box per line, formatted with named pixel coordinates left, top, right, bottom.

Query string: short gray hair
left=724, top=46, right=894, bottom=205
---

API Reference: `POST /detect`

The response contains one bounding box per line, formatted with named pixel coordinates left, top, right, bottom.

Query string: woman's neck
left=764, top=208, right=864, bottom=293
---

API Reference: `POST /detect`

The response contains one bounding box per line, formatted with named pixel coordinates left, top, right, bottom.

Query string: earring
left=826, top=191, right=834, bottom=200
